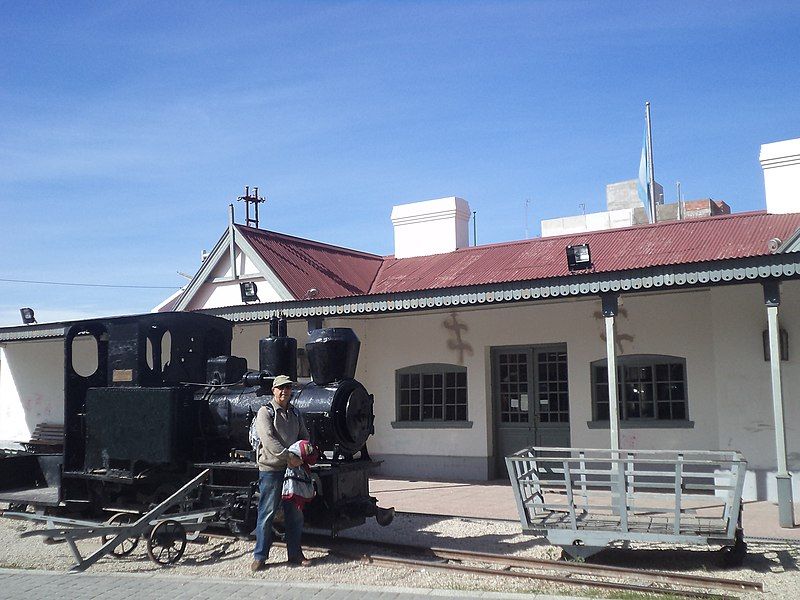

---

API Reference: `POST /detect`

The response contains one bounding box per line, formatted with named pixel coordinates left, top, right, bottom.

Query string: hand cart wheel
left=101, top=513, right=139, bottom=557
left=146, top=519, right=187, bottom=565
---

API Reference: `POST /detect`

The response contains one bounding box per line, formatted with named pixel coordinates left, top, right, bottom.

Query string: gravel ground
left=0, top=508, right=796, bottom=599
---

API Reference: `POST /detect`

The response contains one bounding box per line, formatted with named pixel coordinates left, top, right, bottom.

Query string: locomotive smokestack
left=306, top=328, right=360, bottom=385
left=259, top=317, right=297, bottom=380
left=269, top=316, right=279, bottom=338
left=278, top=317, right=288, bottom=338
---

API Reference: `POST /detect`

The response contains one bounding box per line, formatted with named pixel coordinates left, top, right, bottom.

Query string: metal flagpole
left=646, top=102, right=656, bottom=223
left=524, top=199, right=530, bottom=239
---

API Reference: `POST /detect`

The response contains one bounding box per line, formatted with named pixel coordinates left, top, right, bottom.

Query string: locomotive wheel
left=102, top=513, right=139, bottom=557
left=146, top=520, right=187, bottom=566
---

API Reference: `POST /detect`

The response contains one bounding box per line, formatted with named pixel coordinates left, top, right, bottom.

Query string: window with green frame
left=396, top=364, right=468, bottom=422
left=591, top=355, right=688, bottom=422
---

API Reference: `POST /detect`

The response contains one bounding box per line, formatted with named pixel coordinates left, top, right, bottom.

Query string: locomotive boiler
left=3, top=311, right=392, bottom=536
left=204, top=321, right=375, bottom=462
left=197, top=318, right=391, bottom=532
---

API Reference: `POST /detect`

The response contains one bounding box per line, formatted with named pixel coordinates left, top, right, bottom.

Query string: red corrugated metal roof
left=370, top=211, right=800, bottom=294
left=238, top=226, right=383, bottom=299
left=238, top=212, right=800, bottom=300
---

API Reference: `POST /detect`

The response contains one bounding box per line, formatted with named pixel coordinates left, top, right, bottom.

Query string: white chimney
left=390, top=196, right=471, bottom=259
left=760, top=137, right=800, bottom=214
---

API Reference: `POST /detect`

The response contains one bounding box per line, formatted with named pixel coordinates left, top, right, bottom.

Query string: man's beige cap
left=272, top=374, right=295, bottom=388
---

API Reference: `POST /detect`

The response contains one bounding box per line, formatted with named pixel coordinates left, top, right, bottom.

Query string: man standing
left=251, top=374, right=311, bottom=571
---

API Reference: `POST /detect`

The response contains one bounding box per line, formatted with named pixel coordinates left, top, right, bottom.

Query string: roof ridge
left=236, top=225, right=383, bottom=260
left=381, top=210, right=777, bottom=259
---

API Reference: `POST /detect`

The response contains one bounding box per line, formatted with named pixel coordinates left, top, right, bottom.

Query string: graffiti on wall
left=443, top=312, right=473, bottom=365
left=593, top=306, right=634, bottom=354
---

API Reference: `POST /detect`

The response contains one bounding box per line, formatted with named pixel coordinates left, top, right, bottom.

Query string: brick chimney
left=390, top=197, right=471, bottom=259
left=760, top=137, right=800, bottom=214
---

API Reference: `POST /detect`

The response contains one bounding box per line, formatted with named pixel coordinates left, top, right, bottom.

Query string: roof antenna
left=237, top=186, right=266, bottom=228
left=472, top=211, right=477, bottom=246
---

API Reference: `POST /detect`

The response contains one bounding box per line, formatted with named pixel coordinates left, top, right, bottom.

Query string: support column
left=601, top=293, right=621, bottom=452
left=763, top=281, right=795, bottom=527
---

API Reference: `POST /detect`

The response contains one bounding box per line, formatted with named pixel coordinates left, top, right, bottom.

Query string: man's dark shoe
left=288, top=555, right=312, bottom=567
left=251, top=559, right=265, bottom=572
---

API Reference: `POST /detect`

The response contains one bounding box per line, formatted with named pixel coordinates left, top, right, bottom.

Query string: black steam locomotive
left=2, top=311, right=392, bottom=535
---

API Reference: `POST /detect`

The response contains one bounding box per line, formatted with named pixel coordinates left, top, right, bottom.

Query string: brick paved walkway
left=0, top=569, right=582, bottom=600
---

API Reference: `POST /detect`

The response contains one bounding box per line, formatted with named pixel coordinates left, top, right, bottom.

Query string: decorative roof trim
left=173, top=226, right=293, bottom=311
left=0, top=324, right=67, bottom=342
left=202, top=253, right=800, bottom=323
left=2, top=253, right=798, bottom=342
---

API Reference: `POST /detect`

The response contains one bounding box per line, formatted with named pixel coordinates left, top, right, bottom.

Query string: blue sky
left=1, top=1, right=799, bottom=326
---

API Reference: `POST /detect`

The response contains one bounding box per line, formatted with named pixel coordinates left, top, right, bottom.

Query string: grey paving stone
left=0, top=569, right=585, bottom=600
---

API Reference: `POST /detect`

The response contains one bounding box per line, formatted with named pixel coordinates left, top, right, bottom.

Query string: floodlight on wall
left=20, top=307, right=37, bottom=325
left=763, top=328, right=789, bottom=362
left=566, top=243, right=592, bottom=271
left=239, top=281, right=259, bottom=303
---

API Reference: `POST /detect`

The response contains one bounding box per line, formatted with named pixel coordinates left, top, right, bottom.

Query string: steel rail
left=335, top=548, right=729, bottom=599
left=744, top=535, right=800, bottom=545
left=205, top=530, right=758, bottom=597
left=429, top=547, right=762, bottom=593
left=302, top=534, right=762, bottom=595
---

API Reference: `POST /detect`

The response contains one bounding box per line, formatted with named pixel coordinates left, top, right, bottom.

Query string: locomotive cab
left=59, top=312, right=233, bottom=505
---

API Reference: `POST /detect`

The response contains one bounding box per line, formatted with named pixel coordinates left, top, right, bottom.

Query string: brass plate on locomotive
left=112, top=369, right=133, bottom=382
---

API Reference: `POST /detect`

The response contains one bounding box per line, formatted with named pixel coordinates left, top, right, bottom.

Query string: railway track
left=300, top=533, right=763, bottom=599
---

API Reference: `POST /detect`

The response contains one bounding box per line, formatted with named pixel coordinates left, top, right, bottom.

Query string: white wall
left=541, top=208, right=634, bottom=237
left=390, top=197, right=471, bottom=258
left=0, top=336, right=97, bottom=442
left=342, top=282, right=797, bottom=494
left=353, top=290, right=722, bottom=473
left=710, top=281, right=800, bottom=500
left=760, top=137, right=800, bottom=214
left=577, top=290, right=721, bottom=452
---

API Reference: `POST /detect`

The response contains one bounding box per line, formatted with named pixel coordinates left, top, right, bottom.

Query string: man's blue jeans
left=253, top=470, right=304, bottom=561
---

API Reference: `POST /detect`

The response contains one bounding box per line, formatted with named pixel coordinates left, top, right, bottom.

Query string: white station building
left=1, top=137, right=799, bottom=506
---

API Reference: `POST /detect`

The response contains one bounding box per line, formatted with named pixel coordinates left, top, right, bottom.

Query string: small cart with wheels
left=2, top=470, right=216, bottom=571
left=506, top=447, right=748, bottom=563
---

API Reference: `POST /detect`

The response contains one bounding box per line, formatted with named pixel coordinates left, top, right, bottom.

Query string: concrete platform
left=370, top=478, right=800, bottom=541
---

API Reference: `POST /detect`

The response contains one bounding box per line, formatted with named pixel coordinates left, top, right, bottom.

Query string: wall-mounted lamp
left=239, top=281, right=259, bottom=303
left=566, top=244, right=592, bottom=271
left=20, top=307, right=37, bottom=325
left=763, top=328, right=789, bottom=362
